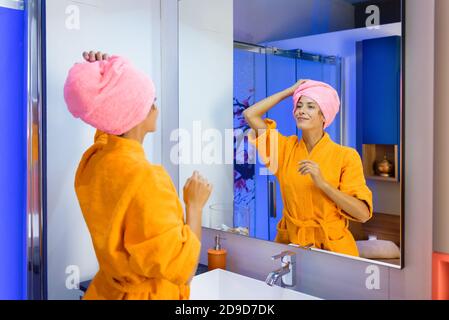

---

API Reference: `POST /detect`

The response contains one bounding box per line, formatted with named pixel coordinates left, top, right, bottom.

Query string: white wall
left=160, top=0, right=180, bottom=191
left=389, top=0, right=434, bottom=298
left=433, top=0, right=449, bottom=255
left=199, top=0, right=434, bottom=300
left=178, top=0, right=234, bottom=228
left=45, top=0, right=161, bottom=299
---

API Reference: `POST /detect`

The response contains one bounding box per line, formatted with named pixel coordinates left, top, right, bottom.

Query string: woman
left=244, top=79, right=373, bottom=257
left=64, top=51, right=212, bottom=299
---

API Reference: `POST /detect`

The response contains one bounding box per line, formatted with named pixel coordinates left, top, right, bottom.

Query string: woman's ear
left=320, top=112, right=326, bottom=127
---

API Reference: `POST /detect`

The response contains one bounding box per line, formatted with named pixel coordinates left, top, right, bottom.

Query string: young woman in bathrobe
left=244, top=79, right=373, bottom=257
left=64, top=51, right=212, bottom=300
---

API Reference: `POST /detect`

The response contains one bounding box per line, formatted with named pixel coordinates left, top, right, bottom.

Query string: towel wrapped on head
left=292, top=80, right=340, bottom=129
left=64, top=55, right=156, bottom=135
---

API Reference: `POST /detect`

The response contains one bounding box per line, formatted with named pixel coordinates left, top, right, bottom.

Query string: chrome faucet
left=265, top=251, right=296, bottom=288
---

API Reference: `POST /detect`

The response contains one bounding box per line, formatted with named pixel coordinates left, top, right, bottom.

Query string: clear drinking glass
left=209, top=203, right=233, bottom=231
left=208, top=203, right=250, bottom=236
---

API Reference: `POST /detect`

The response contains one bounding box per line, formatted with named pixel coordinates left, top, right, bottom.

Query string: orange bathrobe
left=250, top=119, right=373, bottom=257
left=74, top=130, right=200, bottom=300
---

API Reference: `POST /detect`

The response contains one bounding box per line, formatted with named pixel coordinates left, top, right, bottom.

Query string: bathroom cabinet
left=357, top=36, right=401, bottom=182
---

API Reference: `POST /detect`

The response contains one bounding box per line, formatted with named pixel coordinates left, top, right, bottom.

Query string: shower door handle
left=268, top=180, right=277, bottom=218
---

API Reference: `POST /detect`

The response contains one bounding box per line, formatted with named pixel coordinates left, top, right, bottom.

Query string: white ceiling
left=234, top=0, right=356, bottom=43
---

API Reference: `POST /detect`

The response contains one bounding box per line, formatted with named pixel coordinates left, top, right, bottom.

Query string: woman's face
left=294, top=96, right=325, bottom=131
left=143, top=102, right=159, bottom=132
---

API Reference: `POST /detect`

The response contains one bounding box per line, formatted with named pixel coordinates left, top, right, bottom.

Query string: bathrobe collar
left=299, top=131, right=331, bottom=158
left=106, top=134, right=146, bottom=156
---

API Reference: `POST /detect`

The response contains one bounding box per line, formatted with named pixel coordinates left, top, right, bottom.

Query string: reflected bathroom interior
left=178, top=0, right=403, bottom=268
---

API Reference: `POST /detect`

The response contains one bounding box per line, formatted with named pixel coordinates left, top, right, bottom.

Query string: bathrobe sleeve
left=123, top=167, right=201, bottom=285
left=248, top=118, right=289, bottom=176
left=338, top=148, right=374, bottom=222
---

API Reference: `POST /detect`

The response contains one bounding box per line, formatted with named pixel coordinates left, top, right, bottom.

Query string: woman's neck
left=121, top=128, right=146, bottom=145
left=302, top=129, right=325, bottom=154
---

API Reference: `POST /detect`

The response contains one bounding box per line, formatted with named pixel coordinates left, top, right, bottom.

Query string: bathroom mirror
left=45, top=0, right=162, bottom=299
left=179, top=0, right=404, bottom=268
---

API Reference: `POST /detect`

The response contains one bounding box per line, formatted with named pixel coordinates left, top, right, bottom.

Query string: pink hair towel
left=292, top=79, right=340, bottom=129
left=64, top=55, right=156, bottom=135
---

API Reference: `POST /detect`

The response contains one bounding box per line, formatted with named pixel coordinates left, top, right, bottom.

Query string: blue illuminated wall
left=0, top=5, right=27, bottom=299
left=356, top=36, right=401, bottom=151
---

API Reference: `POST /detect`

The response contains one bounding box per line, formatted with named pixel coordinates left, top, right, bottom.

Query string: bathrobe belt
left=97, top=270, right=159, bottom=294
left=284, top=212, right=332, bottom=250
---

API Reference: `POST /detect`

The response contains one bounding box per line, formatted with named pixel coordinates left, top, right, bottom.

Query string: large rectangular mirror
left=179, top=0, right=404, bottom=268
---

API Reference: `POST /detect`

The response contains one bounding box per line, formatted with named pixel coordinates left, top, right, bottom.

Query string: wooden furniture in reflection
left=349, top=212, right=400, bottom=246
left=349, top=212, right=401, bottom=265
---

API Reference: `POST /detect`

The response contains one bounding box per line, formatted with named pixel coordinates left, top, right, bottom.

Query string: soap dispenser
left=208, top=235, right=227, bottom=271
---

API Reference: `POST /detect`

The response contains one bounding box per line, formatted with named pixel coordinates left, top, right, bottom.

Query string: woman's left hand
left=298, top=160, right=327, bottom=189
left=82, top=51, right=109, bottom=63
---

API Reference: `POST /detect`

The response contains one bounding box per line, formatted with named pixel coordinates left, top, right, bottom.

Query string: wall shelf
left=365, top=175, right=398, bottom=182
left=362, top=144, right=399, bottom=183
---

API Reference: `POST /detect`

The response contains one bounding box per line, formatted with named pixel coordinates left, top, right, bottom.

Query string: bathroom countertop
left=79, top=263, right=209, bottom=293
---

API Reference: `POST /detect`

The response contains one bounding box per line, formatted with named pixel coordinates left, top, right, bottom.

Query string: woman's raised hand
left=298, top=160, right=327, bottom=190
left=287, top=79, right=308, bottom=95
left=82, top=51, right=110, bottom=63
left=183, top=171, right=213, bottom=211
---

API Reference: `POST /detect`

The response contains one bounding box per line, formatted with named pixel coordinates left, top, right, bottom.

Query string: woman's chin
left=296, top=123, right=308, bottom=130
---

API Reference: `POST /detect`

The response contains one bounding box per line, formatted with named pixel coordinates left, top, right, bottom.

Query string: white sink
left=190, top=269, right=320, bottom=300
